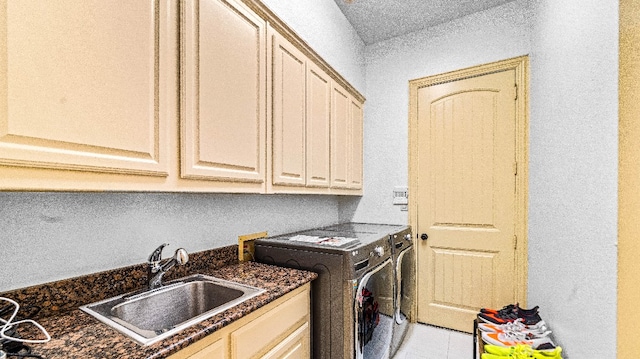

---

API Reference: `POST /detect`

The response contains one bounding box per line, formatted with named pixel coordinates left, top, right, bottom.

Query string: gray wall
left=528, top=0, right=618, bottom=357
left=359, top=0, right=618, bottom=356
left=0, top=193, right=342, bottom=291
left=0, top=0, right=365, bottom=292
left=357, top=1, right=531, bottom=224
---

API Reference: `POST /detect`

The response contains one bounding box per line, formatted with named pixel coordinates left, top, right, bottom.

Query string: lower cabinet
left=168, top=284, right=310, bottom=359
left=261, top=322, right=309, bottom=359
left=184, top=337, right=226, bottom=359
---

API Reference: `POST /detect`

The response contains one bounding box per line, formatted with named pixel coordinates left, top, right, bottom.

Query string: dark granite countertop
left=0, top=246, right=316, bottom=359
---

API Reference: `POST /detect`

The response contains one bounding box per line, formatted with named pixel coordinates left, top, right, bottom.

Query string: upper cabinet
left=0, top=0, right=364, bottom=194
left=305, top=61, right=332, bottom=189
left=181, top=0, right=266, bottom=188
left=330, top=82, right=350, bottom=189
left=270, top=29, right=307, bottom=187
left=349, top=98, right=364, bottom=190
left=329, top=81, right=363, bottom=191
left=269, top=30, right=336, bottom=193
left=0, top=0, right=173, bottom=179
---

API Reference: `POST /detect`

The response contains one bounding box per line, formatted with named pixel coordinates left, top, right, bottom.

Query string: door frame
left=408, top=56, right=529, bottom=310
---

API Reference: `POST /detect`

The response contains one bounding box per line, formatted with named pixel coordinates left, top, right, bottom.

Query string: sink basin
left=80, top=274, right=265, bottom=345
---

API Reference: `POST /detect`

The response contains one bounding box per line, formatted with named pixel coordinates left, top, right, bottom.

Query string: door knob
left=420, top=233, right=429, bottom=240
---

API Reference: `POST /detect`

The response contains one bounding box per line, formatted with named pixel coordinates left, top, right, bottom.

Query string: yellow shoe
left=484, top=344, right=563, bottom=358
left=482, top=352, right=530, bottom=359
left=482, top=354, right=512, bottom=359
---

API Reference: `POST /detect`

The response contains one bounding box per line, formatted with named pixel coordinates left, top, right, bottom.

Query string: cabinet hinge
left=514, top=84, right=518, bottom=100
left=513, top=234, right=518, bottom=250
left=513, top=161, right=518, bottom=176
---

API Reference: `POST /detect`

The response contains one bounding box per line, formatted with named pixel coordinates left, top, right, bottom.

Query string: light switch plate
left=393, top=186, right=408, bottom=205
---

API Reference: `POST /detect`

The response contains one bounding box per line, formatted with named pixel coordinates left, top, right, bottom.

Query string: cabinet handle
left=420, top=233, right=429, bottom=241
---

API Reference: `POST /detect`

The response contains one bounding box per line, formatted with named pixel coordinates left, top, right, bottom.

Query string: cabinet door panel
left=181, top=0, right=266, bottom=183
left=230, top=288, right=308, bottom=359
left=0, top=0, right=171, bottom=176
left=272, top=33, right=306, bottom=186
left=349, top=99, right=363, bottom=189
left=260, top=322, right=310, bottom=359
left=331, top=83, right=350, bottom=188
left=188, top=337, right=226, bottom=359
left=305, top=63, right=331, bottom=188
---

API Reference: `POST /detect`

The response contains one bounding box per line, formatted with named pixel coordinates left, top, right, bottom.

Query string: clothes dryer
left=390, top=227, right=415, bottom=357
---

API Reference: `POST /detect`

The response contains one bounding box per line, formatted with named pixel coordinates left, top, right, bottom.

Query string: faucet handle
left=174, top=248, right=189, bottom=265
left=148, top=243, right=169, bottom=263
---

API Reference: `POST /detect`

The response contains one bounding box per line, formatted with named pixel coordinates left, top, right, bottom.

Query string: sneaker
left=481, top=331, right=556, bottom=349
left=481, top=303, right=539, bottom=316
left=478, top=311, right=518, bottom=324
left=478, top=318, right=550, bottom=335
left=518, top=311, right=543, bottom=326
left=481, top=350, right=563, bottom=359
left=478, top=310, right=543, bottom=325
left=482, top=354, right=532, bottom=359
left=482, top=353, right=521, bottom=359
left=484, top=344, right=563, bottom=359
left=481, top=303, right=517, bottom=314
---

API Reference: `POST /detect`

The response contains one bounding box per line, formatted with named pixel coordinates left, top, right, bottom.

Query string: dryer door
left=354, top=258, right=394, bottom=359
left=391, top=246, right=416, bottom=357
left=396, top=246, right=416, bottom=324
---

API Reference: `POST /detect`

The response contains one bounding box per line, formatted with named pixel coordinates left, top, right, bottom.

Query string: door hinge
left=513, top=234, right=518, bottom=250
left=514, top=84, right=518, bottom=100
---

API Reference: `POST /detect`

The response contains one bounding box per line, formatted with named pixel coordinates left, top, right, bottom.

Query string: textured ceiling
left=333, top=0, right=516, bottom=45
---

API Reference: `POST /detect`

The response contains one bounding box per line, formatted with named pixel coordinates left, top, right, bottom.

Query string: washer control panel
left=391, top=227, right=413, bottom=256
left=373, top=246, right=385, bottom=257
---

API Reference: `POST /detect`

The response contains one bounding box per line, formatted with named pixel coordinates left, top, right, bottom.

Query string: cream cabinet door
left=415, top=70, right=518, bottom=332
left=230, top=286, right=309, bottom=359
left=0, top=0, right=172, bottom=176
left=168, top=284, right=311, bottom=359
left=187, top=337, right=226, bottom=359
left=271, top=31, right=306, bottom=186
left=181, top=0, right=266, bottom=185
left=305, top=62, right=332, bottom=188
left=270, top=30, right=331, bottom=192
left=260, top=322, right=310, bottom=359
left=330, top=82, right=350, bottom=189
left=348, top=98, right=363, bottom=189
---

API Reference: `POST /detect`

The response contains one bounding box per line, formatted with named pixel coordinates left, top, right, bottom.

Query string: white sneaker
left=481, top=331, right=556, bottom=349
left=478, top=318, right=550, bottom=336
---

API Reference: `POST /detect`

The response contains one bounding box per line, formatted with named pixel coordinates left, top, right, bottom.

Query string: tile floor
left=393, top=323, right=476, bottom=359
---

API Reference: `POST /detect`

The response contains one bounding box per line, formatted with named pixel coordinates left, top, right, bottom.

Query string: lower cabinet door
left=230, top=288, right=308, bottom=358
left=167, top=285, right=311, bottom=359
left=261, top=322, right=310, bottom=359
left=187, top=337, right=226, bottom=359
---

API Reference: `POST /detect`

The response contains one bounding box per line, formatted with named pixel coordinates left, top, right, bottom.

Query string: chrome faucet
left=147, top=243, right=189, bottom=290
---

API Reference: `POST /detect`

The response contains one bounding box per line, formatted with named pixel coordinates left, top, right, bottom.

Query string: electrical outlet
left=238, top=231, right=267, bottom=262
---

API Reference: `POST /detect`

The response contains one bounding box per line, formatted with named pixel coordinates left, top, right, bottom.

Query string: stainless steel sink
left=80, top=274, right=265, bottom=345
